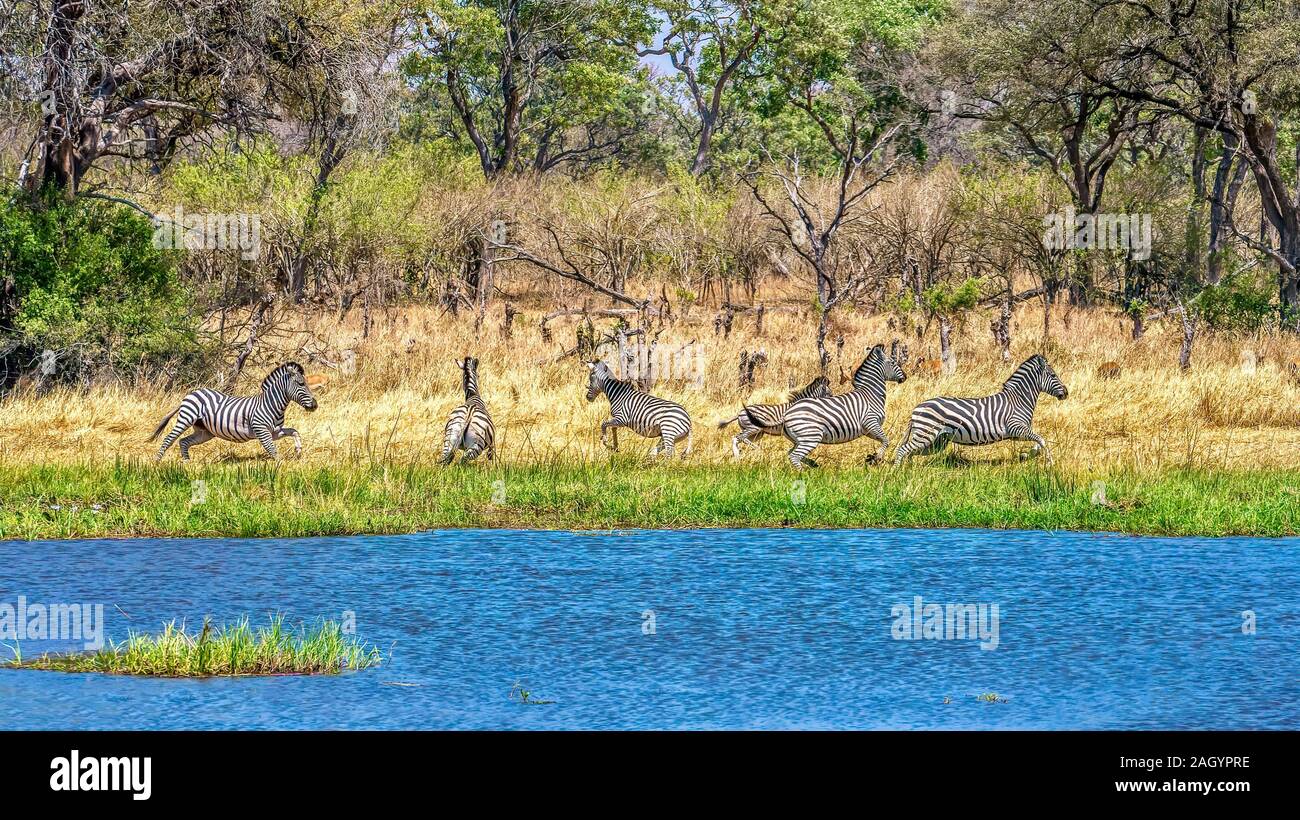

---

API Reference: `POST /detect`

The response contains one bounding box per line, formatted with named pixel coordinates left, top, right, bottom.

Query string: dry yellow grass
left=4, top=295, right=1300, bottom=474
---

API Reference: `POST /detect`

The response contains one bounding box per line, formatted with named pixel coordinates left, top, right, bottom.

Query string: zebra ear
left=586, top=361, right=596, bottom=372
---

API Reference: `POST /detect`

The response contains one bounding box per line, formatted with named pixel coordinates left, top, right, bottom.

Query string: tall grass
left=2, top=277, right=1298, bottom=540
left=6, top=615, right=381, bottom=677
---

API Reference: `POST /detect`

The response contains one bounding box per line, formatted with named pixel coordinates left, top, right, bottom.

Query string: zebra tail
left=895, top=421, right=914, bottom=453
left=147, top=407, right=179, bottom=442
left=716, top=414, right=741, bottom=430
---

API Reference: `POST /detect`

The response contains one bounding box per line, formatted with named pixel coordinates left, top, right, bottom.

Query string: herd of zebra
left=148, top=345, right=1070, bottom=468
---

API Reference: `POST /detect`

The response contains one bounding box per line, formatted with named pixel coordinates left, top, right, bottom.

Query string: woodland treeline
left=1, top=0, right=1298, bottom=385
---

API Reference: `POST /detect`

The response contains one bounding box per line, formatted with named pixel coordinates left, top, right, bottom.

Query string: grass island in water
left=5, top=616, right=381, bottom=677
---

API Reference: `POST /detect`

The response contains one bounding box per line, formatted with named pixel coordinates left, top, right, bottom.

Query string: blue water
left=1, top=528, right=1297, bottom=729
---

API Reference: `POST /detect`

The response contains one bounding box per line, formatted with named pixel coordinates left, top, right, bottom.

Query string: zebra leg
left=732, top=426, right=759, bottom=458
left=154, top=409, right=198, bottom=462
left=178, top=427, right=214, bottom=461
left=255, top=427, right=279, bottom=460
left=274, top=427, right=302, bottom=457
left=787, top=435, right=821, bottom=470
left=655, top=434, right=674, bottom=458
left=681, top=429, right=692, bottom=458
left=440, top=410, right=467, bottom=465
left=461, top=431, right=487, bottom=463
left=600, top=420, right=623, bottom=451
left=892, top=423, right=915, bottom=465
left=1013, top=430, right=1053, bottom=464
left=863, top=421, right=890, bottom=465
left=895, top=425, right=950, bottom=465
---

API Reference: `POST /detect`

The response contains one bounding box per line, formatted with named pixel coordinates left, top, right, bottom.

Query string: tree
left=635, top=0, right=775, bottom=176
left=932, top=0, right=1152, bottom=304
left=743, top=0, right=933, bottom=368
left=7, top=0, right=352, bottom=201
left=406, top=0, right=657, bottom=179
left=1066, top=0, right=1300, bottom=324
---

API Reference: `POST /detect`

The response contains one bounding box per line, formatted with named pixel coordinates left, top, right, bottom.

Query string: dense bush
left=1195, top=271, right=1278, bottom=333
left=0, top=190, right=212, bottom=386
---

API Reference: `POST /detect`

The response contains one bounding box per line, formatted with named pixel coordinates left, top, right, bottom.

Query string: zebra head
left=458, top=357, right=481, bottom=397
left=265, top=362, right=317, bottom=412
left=1037, top=356, right=1069, bottom=399
left=585, top=360, right=611, bottom=402
left=790, top=375, right=832, bottom=401
left=851, top=344, right=907, bottom=390
left=1015, top=355, right=1068, bottom=399
left=884, top=351, right=907, bottom=384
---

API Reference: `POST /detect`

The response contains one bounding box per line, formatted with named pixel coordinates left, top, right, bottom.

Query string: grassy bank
left=6, top=616, right=381, bottom=677
left=1, top=458, right=1296, bottom=539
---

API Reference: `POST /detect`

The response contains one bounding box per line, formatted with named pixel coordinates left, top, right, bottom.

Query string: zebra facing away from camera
left=149, top=362, right=318, bottom=461
left=893, top=354, right=1068, bottom=465
left=717, top=376, right=832, bottom=458
left=440, top=357, right=495, bottom=464
left=782, top=345, right=907, bottom=469
left=586, top=360, right=692, bottom=458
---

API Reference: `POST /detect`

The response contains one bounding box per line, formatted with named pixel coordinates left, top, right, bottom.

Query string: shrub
left=0, top=190, right=212, bottom=385
left=1194, top=270, right=1276, bottom=333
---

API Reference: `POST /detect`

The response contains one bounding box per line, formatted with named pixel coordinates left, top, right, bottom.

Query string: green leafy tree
left=405, top=0, right=658, bottom=179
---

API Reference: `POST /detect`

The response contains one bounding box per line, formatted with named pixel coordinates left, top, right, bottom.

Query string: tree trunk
left=815, top=309, right=830, bottom=374
left=1178, top=305, right=1196, bottom=371
left=938, top=315, right=956, bottom=375
left=1207, top=133, right=1249, bottom=285
left=990, top=288, right=1012, bottom=362
left=690, top=113, right=716, bottom=177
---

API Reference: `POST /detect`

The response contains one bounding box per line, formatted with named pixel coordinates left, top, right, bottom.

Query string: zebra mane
left=851, top=345, right=885, bottom=390
left=460, top=357, right=480, bottom=397
left=261, top=362, right=302, bottom=391
left=1002, top=355, right=1045, bottom=392
left=789, top=376, right=828, bottom=402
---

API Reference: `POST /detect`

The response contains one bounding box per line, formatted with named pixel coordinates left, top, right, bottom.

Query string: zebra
left=893, top=354, right=1068, bottom=465
left=149, top=362, right=318, bottom=461
left=717, top=376, right=832, bottom=458
left=586, top=360, right=692, bottom=457
left=440, top=356, right=496, bottom=464
left=782, top=345, right=907, bottom=469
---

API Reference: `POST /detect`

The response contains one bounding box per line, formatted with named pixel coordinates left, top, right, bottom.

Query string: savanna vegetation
left=1, top=0, right=1298, bottom=537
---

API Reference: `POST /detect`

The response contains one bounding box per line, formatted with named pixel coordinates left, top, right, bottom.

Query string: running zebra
left=893, top=354, right=1068, bottom=465
left=440, top=356, right=496, bottom=464
left=717, top=376, right=832, bottom=458
left=782, top=345, right=907, bottom=469
left=586, top=360, right=692, bottom=457
left=149, top=362, right=318, bottom=461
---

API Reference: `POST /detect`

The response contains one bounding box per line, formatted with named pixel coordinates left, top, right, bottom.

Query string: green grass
left=0, top=456, right=1296, bottom=539
left=5, top=615, right=381, bottom=676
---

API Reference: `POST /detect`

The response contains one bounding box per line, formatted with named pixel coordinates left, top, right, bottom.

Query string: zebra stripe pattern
left=586, top=360, right=692, bottom=457
left=440, top=356, right=496, bottom=464
left=893, top=354, right=1068, bottom=464
left=782, top=345, right=907, bottom=468
left=718, top=376, right=832, bottom=458
left=149, top=362, right=318, bottom=461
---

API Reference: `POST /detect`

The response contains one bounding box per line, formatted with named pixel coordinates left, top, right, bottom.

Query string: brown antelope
left=914, top=357, right=943, bottom=378
left=1097, top=361, right=1121, bottom=380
